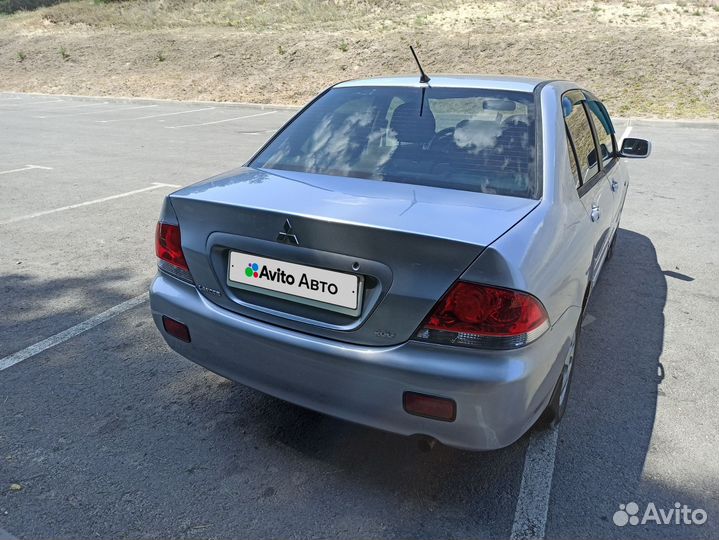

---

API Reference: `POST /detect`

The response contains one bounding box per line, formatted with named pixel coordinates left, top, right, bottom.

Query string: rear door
left=585, top=98, right=626, bottom=231
left=563, top=90, right=614, bottom=282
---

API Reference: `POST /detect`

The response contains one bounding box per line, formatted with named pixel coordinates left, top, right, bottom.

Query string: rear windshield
left=250, top=86, right=538, bottom=198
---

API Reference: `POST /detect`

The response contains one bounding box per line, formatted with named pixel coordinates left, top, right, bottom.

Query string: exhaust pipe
left=417, top=436, right=437, bottom=452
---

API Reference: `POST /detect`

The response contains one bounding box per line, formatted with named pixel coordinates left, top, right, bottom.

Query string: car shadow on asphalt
left=212, top=361, right=528, bottom=537
left=209, top=227, right=714, bottom=537
left=547, top=228, right=717, bottom=538
left=4, top=228, right=714, bottom=538
left=182, top=226, right=680, bottom=536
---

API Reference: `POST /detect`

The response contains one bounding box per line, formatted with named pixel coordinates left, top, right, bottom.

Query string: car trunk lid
left=168, top=167, right=539, bottom=346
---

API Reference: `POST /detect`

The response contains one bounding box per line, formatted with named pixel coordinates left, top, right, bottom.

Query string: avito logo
left=245, top=261, right=339, bottom=295
left=613, top=502, right=707, bottom=527
left=245, top=262, right=260, bottom=278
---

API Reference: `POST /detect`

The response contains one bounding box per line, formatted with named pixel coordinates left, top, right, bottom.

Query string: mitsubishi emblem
left=277, top=218, right=299, bottom=245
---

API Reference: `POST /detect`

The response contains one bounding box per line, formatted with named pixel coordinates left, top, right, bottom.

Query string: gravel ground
left=1, top=0, right=718, bottom=118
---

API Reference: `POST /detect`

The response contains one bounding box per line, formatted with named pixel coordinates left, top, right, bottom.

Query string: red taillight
left=162, top=315, right=191, bottom=342
left=414, top=282, right=549, bottom=349
left=155, top=222, right=188, bottom=271
left=403, top=392, right=456, bottom=422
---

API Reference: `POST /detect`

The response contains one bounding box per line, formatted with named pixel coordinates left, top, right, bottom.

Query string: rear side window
left=586, top=101, right=615, bottom=167
left=250, top=86, right=538, bottom=199
left=563, top=96, right=599, bottom=183
left=566, top=134, right=580, bottom=189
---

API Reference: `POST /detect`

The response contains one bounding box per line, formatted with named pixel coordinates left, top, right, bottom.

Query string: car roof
left=334, top=75, right=550, bottom=93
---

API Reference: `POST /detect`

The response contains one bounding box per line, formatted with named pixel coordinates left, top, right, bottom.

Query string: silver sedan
left=150, top=75, right=650, bottom=450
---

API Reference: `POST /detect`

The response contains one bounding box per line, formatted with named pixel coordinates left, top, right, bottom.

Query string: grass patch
left=30, top=0, right=419, bottom=31
left=0, top=0, right=716, bottom=118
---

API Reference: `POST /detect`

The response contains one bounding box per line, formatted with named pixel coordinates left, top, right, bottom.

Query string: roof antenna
left=410, top=46, right=431, bottom=84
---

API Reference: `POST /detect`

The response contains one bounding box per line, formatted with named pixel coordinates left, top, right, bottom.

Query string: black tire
left=539, top=321, right=580, bottom=429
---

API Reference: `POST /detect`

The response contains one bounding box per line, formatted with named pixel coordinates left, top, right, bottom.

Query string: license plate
left=227, top=251, right=363, bottom=315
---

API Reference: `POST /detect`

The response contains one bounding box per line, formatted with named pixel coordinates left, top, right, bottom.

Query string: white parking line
left=0, top=97, right=21, bottom=101
left=0, top=99, right=64, bottom=107
left=166, top=110, right=276, bottom=129
left=581, top=313, right=596, bottom=327
left=97, top=106, right=215, bottom=123
left=237, top=129, right=276, bottom=136
left=33, top=104, right=158, bottom=119
left=619, top=124, right=632, bottom=144
left=36, top=100, right=108, bottom=111
left=24, top=99, right=65, bottom=105
left=510, top=428, right=559, bottom=540
left=0, top=294, right=149, bottom=372
left=0, top=164, right=53, bottom=176
left=0, top=182, right=180, bottom=225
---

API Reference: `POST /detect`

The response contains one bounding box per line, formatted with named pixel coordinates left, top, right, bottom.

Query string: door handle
left=591, top=204, right=601, bottom=222
left=610, top=179, right=619, bottom=192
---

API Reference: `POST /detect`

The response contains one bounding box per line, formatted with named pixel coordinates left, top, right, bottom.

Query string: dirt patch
left=1, top=0, right=718, bottom=118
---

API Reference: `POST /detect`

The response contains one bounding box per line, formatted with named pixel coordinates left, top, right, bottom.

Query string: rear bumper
left=150, top=273, right=579, bottom=450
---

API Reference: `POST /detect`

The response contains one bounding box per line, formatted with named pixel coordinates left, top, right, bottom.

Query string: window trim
left=583, top=100, right=603, bottom=172
left=580, top=99, right=621, bottom=197
left=576, top=101, right=605, bottom=198
left=565, top=124, right=582, bottom=188
left=599, top=101, right=619, bottom=159
left=564, top=102, right=600, bottom=190
left=577, top=157, right=605, bottom=197
left=582, top=91, right=618, bottom=149
left=585, top=100, right=618, bottom=171
left=562, top=88, right=612, bottom=197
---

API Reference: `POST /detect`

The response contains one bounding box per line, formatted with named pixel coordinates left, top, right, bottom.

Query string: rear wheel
left=539, top=322, right=579, bottom=428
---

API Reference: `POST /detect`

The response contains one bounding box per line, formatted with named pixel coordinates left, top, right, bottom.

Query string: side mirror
left=619, top=137, right=651, bottom=158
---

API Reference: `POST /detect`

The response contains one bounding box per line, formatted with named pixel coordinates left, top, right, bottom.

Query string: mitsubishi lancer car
left=150, top=74, right=650, bottom=450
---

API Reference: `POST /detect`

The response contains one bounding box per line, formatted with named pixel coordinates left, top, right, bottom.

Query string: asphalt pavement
left=0, top=92, right=717, bottom=539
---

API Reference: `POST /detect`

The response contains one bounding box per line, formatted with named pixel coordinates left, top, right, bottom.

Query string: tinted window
left=564, top=99, right=599, bottom=182
left=586, top=101, right=615, bottom=167
left=251, top=86, right=538, bottom=198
